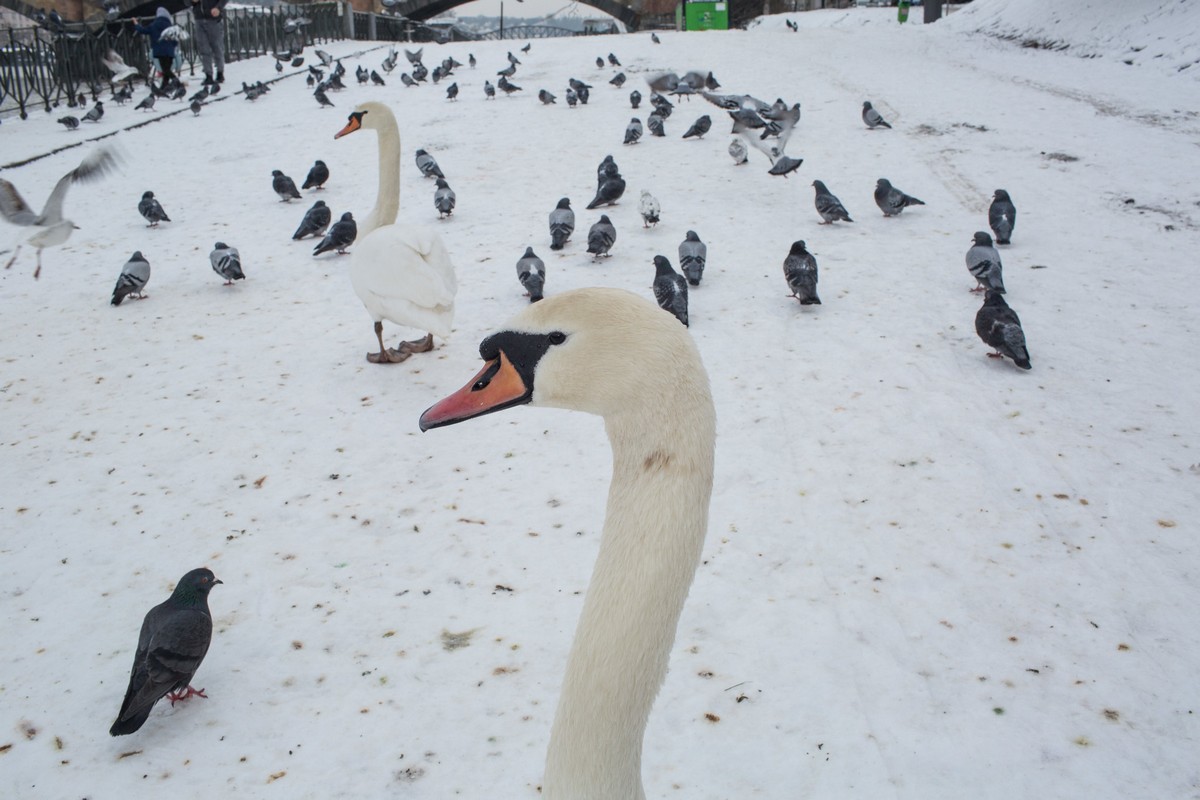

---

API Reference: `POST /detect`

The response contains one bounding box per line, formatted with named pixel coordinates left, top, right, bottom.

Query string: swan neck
left=363, top=115, right=400, bottom=237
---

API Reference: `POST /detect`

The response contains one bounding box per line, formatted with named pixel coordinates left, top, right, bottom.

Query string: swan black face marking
left=334, top=111, right=366, bottom=139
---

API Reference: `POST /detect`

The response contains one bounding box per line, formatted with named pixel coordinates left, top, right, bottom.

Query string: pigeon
left=966, top=231, right=1005, bottom=293
left=82, top=101, right=104, bottom=122
left=783, top=240, right=820, bottom=305
left=728, top=138, right=748, bottom=165
left=586, top=214, right=616, bottom=258
left=58, top=115, right=79, bottom=130
left=291, top=56, right=304, bottom=68
left=565, top=88, right=577, bottom=107
left=610, top=72, right=626, bottom=88
left=314, top=88, right=334, bottom=108
left=521, top=42, right=531, bottom=54
left=497, top=62, right=517, bottom=78
left=596, top=56, right=605, bottom=69
left=210, top=242, right=244, bottom=284
left=356, top=64, right=369, bottom=83
left=138, top=191, right=170, bottom=227
left=975, top=291, right=1031, bottom=369
left=678, top=230, right=706, bottom=286
left=206, top=81, right=221, bottom=97
left=549, top=197, right=574, bottom=251
left=109, top=568, right=222, bottom=736
left=577, top=86, right=590, bottom=105
left=111, top=251, right=151, bottom=306
left=302, top=160, right=329, bottom=191
left=412, top=63, right=428, bottom=82
left=650, top=93, right=673, bottom=118
left=682, top=115, right=712, bottom=139
left=538, top=89, right=557, bottom=105
left=498, top=76, right=522, bottom=95
left=312, top=212, right=356, bottom=256
left=651, top=32, right=661, bottom=43
left=734, top=115, right=802, bottom=177
left=170, top=84, right=187, bottom=101
left=587, top=174, right=626, bottom=210
left=190, top=99, right=203, bottom=115
left=516, top=246, right=545, bottom=302
left=989, top=189, right=1016, bottom=245
left=469, top=53, right=476, bottom=68
left=277, top=59, right=285, bottom=74
left=316, top=49, right=334, bottom=67
left=434, top=178, right=456, bottom=218
left=874, top=178, right=924, bottom=216
left=596, top=155, right=619, bottom=181
left=400, top=74, right=415, bottom=88
left=271, top=170, right=302, bottom=202
left=568, top=77, right=592, bottom=94
left=608, top=53, right=621, bottom=66
left=0, top=146, right=120, bottom=279
left=415, top=149, right=444, bottom=179
left=446, top=82, right=458, bottom=100
left=371, top=69, right=385, bottom=86
left=191, top=86, right=210, bottom=104
left=484, top=80, right=495, bottom=99
left=630, top=89, right=642, bottom=109
left=135, top=94, right=156, bottom=112
left=862, top=100, right=892, bottom=129
left=647, top=113, right=665, bottom=137
left=812, top=180, right=853, bottom=223
left=292, top=200, right=332, bottom=240
left=624, top=117, right=643, bottom=145
left=380, top=51, right=396, bottom=73
left=507, top=50, right=521, bottom=66
left=638, top=190, right=661, bottom=227
left=652, top=255, right=689, bottom=326
left=404, top=48, right=423, bottom=65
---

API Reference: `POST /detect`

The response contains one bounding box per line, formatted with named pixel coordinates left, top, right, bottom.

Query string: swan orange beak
left=419, top=352, right=531, bottom=431
left=334, top=111, right=364, bottom=139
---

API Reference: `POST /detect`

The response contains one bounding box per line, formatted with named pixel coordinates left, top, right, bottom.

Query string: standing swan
left=420, top=288, right=716, bottom=799
left=335, top=102, right=456, bottom=363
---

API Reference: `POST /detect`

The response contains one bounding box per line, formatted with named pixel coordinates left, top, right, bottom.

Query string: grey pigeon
left=549, top=197, right=574, bottom=250
left=966, top=231, right=1005, bottom=293
left=190, top=99, right=203, bottom=115
left=648, top=112, right=665, bottom=137
left=82, top=101, right=104, bottom=122
left=138, top=191, right=170, bottom=227
left=568, top=78, right=591, bottom=94
left=302, top=160, right=329, bottom=190
left=608, top=53, right=621, bottom=66
left=610, top=72, right=626, bottom=88
left=292, top=200, right=332, bottom=240
left=508, top=50, right=521, bottom=65
left=111, top=250, right=151, bottom=306
left=484, top=80, right=495, bottom=98
left=58, top=115, right=80, bottom=130
left=596, top=56, right=605, bottom=68
left=729, top=138, right=748, bottom=165
left=862, top=100, right=891, bottom=129
left=446, top=82, right=459, bottom=100
left=371, top=69, right=385, bottom=86
left=404, top=47, right=422, bottom=65
left=401, top=74, right=416, bottom=88
left=415, top=149, right=444, bottom=179
left=651, top=32, right=660, bottom=43
left=271, top=170, right=302, bottom=202
left=565, top=88, right=578, bottom=107
left=314, top=88, right=334, bottom=108
left=577, top=85, right=590, bottom=105
left=515, top=246, right=545, bottom=302
left=975, top=291, right=1031, bottom=369
left=316, top=49, right=334, bottom=66
left=734, top=114, right=802, bottom=177
left=109, top=568, right=221, bottom=736
left=210, top=242, right=244, bottom=284
left=538, top=89, right=557, bottom=105
left=630, top=89, right=641, bottom=108
left=469, top=53, right=476, bottom=68
left=638, top=190, right=660, bottom=227
left=586, top=214, right=616, bottom=258
left=652, top=255, right=689, bottom=327
left=874, top=178, right=924, bottom=216
left=624, top=117, right=643, bottom=145
left=497, top=62, right=516, bottom=78
left=312, top=212, right=356, bottom=256
left=989, top=189, right=1016, bottom=245
left=587, top=174, right=626, bottom=210
left=434, top=178, right=456, bottom=218
left=783, top=240, right=820, bottom=305
left=678, top=230, right=706, bottom=286
left=682, top=115, right=712, bottom=139
left=812, top=180, right=853, bottom=223
left=498, top=76, right=522, bottom=95
left=135, top=93, right=155, bottom=111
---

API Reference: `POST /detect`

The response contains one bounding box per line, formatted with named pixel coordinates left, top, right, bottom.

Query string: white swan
left=335, top=101, right=456, bottom=363
left=420, top=288, right=716, bottom=799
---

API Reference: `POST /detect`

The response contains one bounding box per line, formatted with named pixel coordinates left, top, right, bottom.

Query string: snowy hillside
left=1, top=1, right=1198, bottom=798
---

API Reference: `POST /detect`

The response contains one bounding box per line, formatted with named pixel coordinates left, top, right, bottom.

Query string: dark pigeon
left=989, top=189, right=1016, bottom=245
left=586, top=214, right=616, bottom=258
left=271, top=170, right=302, bottom=202
left=587, top=174, right=626, bottom=210
left=783, top=240, right=820, bottom=305
left=538, top=89, right=557, bottom=105
left=111, top=250, right=150, bottom=306
left=292, top=200, right=332, bottom=240
left=302, top=160, right=329, bottom=191
left=109, top=568, right=221, bottom=736
left=516, top=246, right=546, bottom=302
left=138, top=191, right=170, bottom=227
left=630, top=89, right=641, bottom=108
left=812, top=180, right=853, bottom=223
left=312, top=212, right=356, bottom=256
left=549, top=197, right=574, bottom=251
left=682, top=115, right=712, bottom=139
left=652, top=255, right=689, bottom=326
left=874, top=178, right=924, bottom=216
left=975, top=291, right=1031, bottom=369
left=610, top=72, right=626, bottom=88
left=446, top=82, right=459, bottom=100
left=58, top=115, right=80, bottom=130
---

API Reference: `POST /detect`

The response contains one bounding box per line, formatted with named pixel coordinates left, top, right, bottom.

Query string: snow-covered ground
left=2, top=1, right=1198, bottom=797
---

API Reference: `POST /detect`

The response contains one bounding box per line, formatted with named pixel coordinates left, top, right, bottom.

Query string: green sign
left=685, top=1, right=729, bottom=31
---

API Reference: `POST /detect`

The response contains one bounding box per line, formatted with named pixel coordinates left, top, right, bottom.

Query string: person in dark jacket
left=133, top=7, right=179, bottom=90
left=191, top=0, right=228, bottom=85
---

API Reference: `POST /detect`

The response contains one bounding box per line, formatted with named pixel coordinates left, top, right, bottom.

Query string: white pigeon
left=1, top=146, right=120, bottom=279
left=638, top=190, right=661, bottom=228
left=729, top=138, right=749, bottom=165
left=101, top=50, right=140, bottom=84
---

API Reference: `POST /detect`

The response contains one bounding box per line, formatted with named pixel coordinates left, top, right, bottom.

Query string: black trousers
left=156, top=55, right=176, bottom=87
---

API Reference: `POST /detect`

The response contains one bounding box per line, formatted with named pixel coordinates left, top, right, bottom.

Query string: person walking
left=133, top=7, right=179, bottom=90
left=191, top=0, right=228, bottom=85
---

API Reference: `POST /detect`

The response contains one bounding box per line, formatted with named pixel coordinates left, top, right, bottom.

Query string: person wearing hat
left=133, top=7, right=179, bottom=91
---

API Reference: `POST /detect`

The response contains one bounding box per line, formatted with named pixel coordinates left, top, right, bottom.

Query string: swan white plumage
left=420, top=288, right=716, bottom=800
left=335, top=101, right=456, bottom=363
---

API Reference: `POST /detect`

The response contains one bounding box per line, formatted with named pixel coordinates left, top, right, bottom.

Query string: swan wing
left=351, top=224, right=457, bottom=337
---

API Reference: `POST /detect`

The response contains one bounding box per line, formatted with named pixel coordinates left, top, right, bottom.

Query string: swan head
left=420, top=287, right=707, bottom=430
left=334, top=101, right=394, bottom=139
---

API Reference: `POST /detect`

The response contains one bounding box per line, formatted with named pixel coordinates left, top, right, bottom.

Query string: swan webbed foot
left=398, top=333, right=435, bottom=354
left=367, top=348, right=412, bottom=364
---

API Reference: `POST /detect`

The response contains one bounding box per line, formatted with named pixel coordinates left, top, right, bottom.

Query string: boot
left=203, top=73, right=214, bottom=86
left=216, top=71, right=225, bottom=83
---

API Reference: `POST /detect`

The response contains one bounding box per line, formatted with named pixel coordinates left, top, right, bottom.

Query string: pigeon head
left=436, top=178, right=449, bottom=189
left=788, top=240, right=809, bottom=256
left=142, top=191, right=154, bottom=199
left=652, top=255, right=672, bottom=274
left=271, top=170, right=283, bottom=177
left=556, top=198, right=571, bottom=210
left=214, top=241, right=228, bottom=249
left=876, top=178, right=891, bottom=189
left=863, top=101, right=873, bottom=109
left=598, top=215, right=611, bottom=224
left=973, top=231, right=994, bottom=246
left=685, top=230, right=699, bottom=242
left=171, top=568, right=222, bottom=603
left=130, top=250, right=145, bottom=261
left=812, top=180, right=827, bottom=192
left=339, top=212, right=354, bottom=221
left=993, top=189, right=1010, bottom=202
left=523, top=246, right=536, bottom=257
left=982, top=290, right=1009, bottom=308
left=314, top=200, right=327, bottom=208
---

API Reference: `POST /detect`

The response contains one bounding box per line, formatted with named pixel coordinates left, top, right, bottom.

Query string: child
left=134, top=8, right=179, bottom=90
